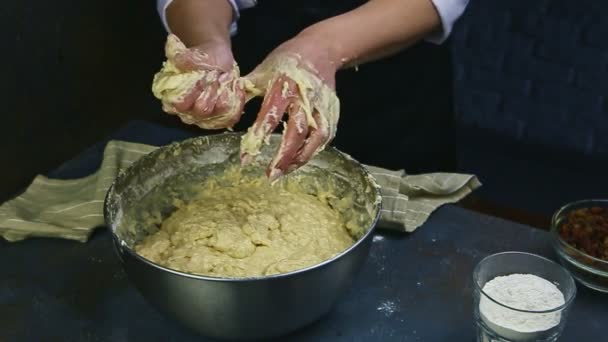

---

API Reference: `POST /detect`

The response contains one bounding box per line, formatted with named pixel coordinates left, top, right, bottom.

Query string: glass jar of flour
left=472, top=252, right=577, bottom=342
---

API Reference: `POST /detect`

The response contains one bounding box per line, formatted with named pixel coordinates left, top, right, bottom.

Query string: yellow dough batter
left=134, top=173, right=355, bottom=278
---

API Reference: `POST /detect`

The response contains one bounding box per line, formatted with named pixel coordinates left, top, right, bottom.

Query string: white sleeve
left=156, top=0, right=257, bottom=35
left=425, top=0, right=470, bottom=44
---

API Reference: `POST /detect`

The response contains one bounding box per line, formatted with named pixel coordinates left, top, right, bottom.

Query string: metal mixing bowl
left=104, top=133, right=381, bottom=340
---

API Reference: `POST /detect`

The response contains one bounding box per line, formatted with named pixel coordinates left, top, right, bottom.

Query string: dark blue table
left=1, top=121, right=606, bottom=341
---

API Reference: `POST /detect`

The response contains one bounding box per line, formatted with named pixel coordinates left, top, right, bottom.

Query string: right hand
left=240, top=33, right=340, bottom=180
left=153, top=34, right=247, bottom=129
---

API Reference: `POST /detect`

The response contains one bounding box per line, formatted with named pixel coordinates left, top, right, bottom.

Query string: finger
left=214, top=85, right=245, bottom=121
left=191, top=70, right=233, bottom=118
left=208, top=72, right=238, bottom=116
left=240, top=75, right=298, bottom=165
left=211, top=86, right=232, bottom=115
left=198, top=87, right=247, bottom=129
left=290, top=110, right=330, bottom=171
left=172, top=69, right=222, bottom=114
left=191, top=82, right=220, bottom=117
left=222, top=88, right=247, bottom=128
left=171, top=85, right=202, bottom=113
left=255, top=75, right=297, bottom=133
left=267, top=103, right=309, bottom=181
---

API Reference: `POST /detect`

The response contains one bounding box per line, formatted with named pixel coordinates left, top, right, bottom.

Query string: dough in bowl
left=134, top=170, right=357, bottom=278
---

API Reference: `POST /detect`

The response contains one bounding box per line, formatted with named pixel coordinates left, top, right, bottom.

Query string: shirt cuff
left=156, top=0, right=248, bottom=35
left=425, top=0, right=470, bottom=44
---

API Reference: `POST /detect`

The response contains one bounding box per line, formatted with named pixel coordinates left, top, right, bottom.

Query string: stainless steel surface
left=551, top=199, right=608, bottom=293
left=104, top=133, right=381, bottom=340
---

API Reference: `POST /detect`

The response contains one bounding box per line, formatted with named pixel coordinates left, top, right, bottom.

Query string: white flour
left=377, top=300, right=397, bottom=317
left=479, top=274, right=565, bottom=333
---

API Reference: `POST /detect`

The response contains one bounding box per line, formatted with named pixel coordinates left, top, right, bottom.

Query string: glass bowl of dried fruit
left=551, top=199, right=608, bottom=293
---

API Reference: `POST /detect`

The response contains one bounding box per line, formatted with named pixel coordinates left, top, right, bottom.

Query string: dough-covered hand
left=240, top=36, right=340, bottom=180
left=152, top=34, right=247, bottom=129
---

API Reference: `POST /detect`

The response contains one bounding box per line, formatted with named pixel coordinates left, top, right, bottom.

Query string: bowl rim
left=550, top=199, right=608, bottom=266
left=472, top=251, right=577, bottom=314
left=104, top=133, right=383, bottom=282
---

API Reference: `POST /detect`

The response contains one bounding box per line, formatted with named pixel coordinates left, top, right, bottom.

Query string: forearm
left=300, top=0, right=442, bottom=69
left=166, top=0, right=234, bottom=47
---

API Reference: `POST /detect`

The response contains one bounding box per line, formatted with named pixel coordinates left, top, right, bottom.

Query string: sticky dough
left=151, top=35, right=204, bottom=106
left=134, top=172, right=354, bottom=278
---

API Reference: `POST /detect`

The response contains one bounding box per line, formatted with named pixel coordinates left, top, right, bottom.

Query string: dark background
left=0, top=1, right=176, bottom=201
left=451, top=0, right=608, bottom=215
left=2, top=0, right=608, bottom=215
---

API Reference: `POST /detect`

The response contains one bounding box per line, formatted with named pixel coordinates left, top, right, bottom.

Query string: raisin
left=560, top=205, right=608, bottom=261
left=590, top=207, right=604, bottom=214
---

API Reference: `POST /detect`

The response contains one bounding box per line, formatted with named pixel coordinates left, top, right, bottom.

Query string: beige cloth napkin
left=0, top=141, right=481, bottom=242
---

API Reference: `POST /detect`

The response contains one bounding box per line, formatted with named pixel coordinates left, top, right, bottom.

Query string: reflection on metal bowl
left=104, top=133, right=381, bottom=340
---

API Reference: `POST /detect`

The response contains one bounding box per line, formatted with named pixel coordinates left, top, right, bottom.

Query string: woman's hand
left=152, top=35, right=247, bottom=129
left=240, top=0, right=442, bottom=180
left=241, top=32, right=341, bottom=180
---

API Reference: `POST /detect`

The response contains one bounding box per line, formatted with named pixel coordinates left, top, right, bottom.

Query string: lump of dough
left=134, top=175, right=355, bottom=278
left=151, top=35, right=249, bottom=129
left=151, top=35, right=206, bottom=109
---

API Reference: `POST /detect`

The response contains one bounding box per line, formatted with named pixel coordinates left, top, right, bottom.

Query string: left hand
left=241, top=33, right=341, bottom=180
left=152, top=35, right=247, bottom=130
